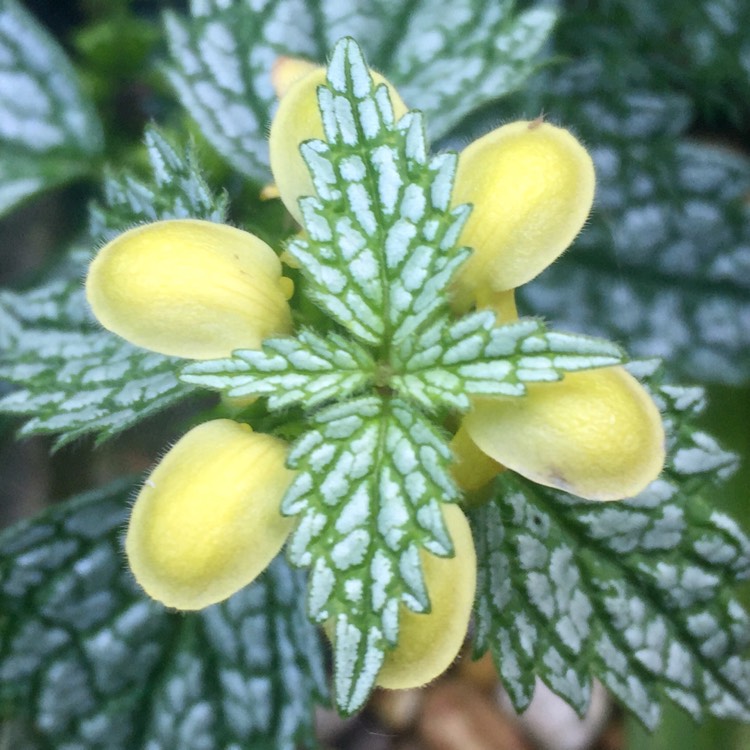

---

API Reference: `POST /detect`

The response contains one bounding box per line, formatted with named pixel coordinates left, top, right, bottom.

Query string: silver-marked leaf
left=387, top=0, right=557, bottom=140
left=471, top=361, right=748, bottom=728
left=181, top=329, right=375, bottom=410
left=0, top=0, right=103, bottom=215
left=472, top=474, right=750, bottom=728
left=0, top=248, right=90, bottom=331
left=0, top=329, right=194, bottom=449
left=289, top=38, right=470, bottom=347
left=89, top=126, right=228, bottom=243
left=315, top=0, right=407, bottom=60
left=282, top=394, right=458, bottom=713
left=628, top=359, right=740, bottom=486
left=163, top=1, right=553, bottom=183
left=0, top=480, right=326, bottom=749
left=391, top=313, right=624, bottom=411
left=164, top=0, right=318, bottom=183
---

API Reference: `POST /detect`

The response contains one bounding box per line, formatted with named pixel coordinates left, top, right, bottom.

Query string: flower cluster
left=85, top=54, right=664, bottom=692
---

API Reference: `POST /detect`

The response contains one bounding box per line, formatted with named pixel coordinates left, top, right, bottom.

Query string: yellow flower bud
left=86, top=219, right=293, bottom=360
left=463, top=367, right=665, bottom=502
left=376, top=504, right=476, bottom=689
left=451, top=120, right=595, bottom=310
left=126, top=419, right=296, bottom=610
left=269, top=64, right=408, bottom=225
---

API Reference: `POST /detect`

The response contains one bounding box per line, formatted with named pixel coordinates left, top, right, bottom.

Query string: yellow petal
left=86, top=219, right=293, bottom=359
left=464, top=367, right=665, bottom=501
left=376, top=504, right=477, bottom=689
left=451, top=120, right=595, bottom=310
left=269, top=65, right=408, bottom=224
left=126, top=419, right=295, bottom=610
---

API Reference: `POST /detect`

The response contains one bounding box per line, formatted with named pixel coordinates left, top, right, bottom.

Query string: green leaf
left=288, top=38, right=469, bottom=347
left=164, top=0, right=553, bottom=182
left=513, top=58, right=750, bottom=385
left=0, top=128, right=230, bottom=446
left=181, top=329, right=376, bottom=410
left=471, top=360, right=749, bottom=728
left=304, top=0, right=558, bottom=140
left=0, top=249, right=91, bottom=330
left=282, top=394, right=457, bottom=714
left=90, top=126, right=229, bottom=242
left=0, top=150, right=91, bottom=218
left=0, top=330, right=194, bottom=449
left=385, top=0, right=557, bottom=140
left=391, top=313, right=625, bottom=411
left=557, top=0, right=750, bottom=123
left=0, top=0, right=103, bottom=215
left=0, top=480, right=326, bottom=749
left=163, top=0, right=319, bottom=183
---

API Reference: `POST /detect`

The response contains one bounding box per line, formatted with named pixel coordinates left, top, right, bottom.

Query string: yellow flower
left=268, top=59, right=665, bottom=503
left=449, top=119, right=596, bottom=312
left=446, top=119, right=665, bottom=501
left=460, top=367, right=664, bottom=501
left=86, top=219, right=293, bottom=360
left=126, top=419, right=295, bottom=610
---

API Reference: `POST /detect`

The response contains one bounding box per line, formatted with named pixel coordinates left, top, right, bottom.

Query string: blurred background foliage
left=0, top=1, right=748, bottom=748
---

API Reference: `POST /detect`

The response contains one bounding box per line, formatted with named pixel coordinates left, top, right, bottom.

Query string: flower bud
left=86, top=219, right=293, bottom=360
left=376, top=504, right=476, bottom=689
left=269, top=62, right=407, bottom=224
left=126, top=419, right=296, bottom=610
left=464, top=367, right=665, bottom=501
left=451, top=120, right=595, bottom=310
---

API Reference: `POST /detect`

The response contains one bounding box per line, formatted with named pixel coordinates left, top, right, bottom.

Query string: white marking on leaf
left=331, top=529, right=370, bottom=571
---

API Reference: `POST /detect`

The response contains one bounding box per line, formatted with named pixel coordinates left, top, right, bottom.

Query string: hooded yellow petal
left=464, top=367, right=665, bottom=501
left=86, top=219, right=293, bottom=360
left=269, top=64, right=407, bottom=224
left=126, top=419, right=295, bottom=610
left=451, top=120, right=595, bottom=311
left=376, top=504, right=477, bottom=689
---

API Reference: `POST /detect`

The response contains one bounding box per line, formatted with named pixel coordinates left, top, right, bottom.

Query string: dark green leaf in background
left=0, top=480, right=327, bottom=749
left=561, top=0, right=750, bottom=124
left=0, top=0, right=104, bottom=216
left=164, top=0, right=554, bottom=183
left=498, top=6, right=750, bottom=386
left=383, top=0, right=556, bottom=140
left=163, top=0, right=320, bottom=183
